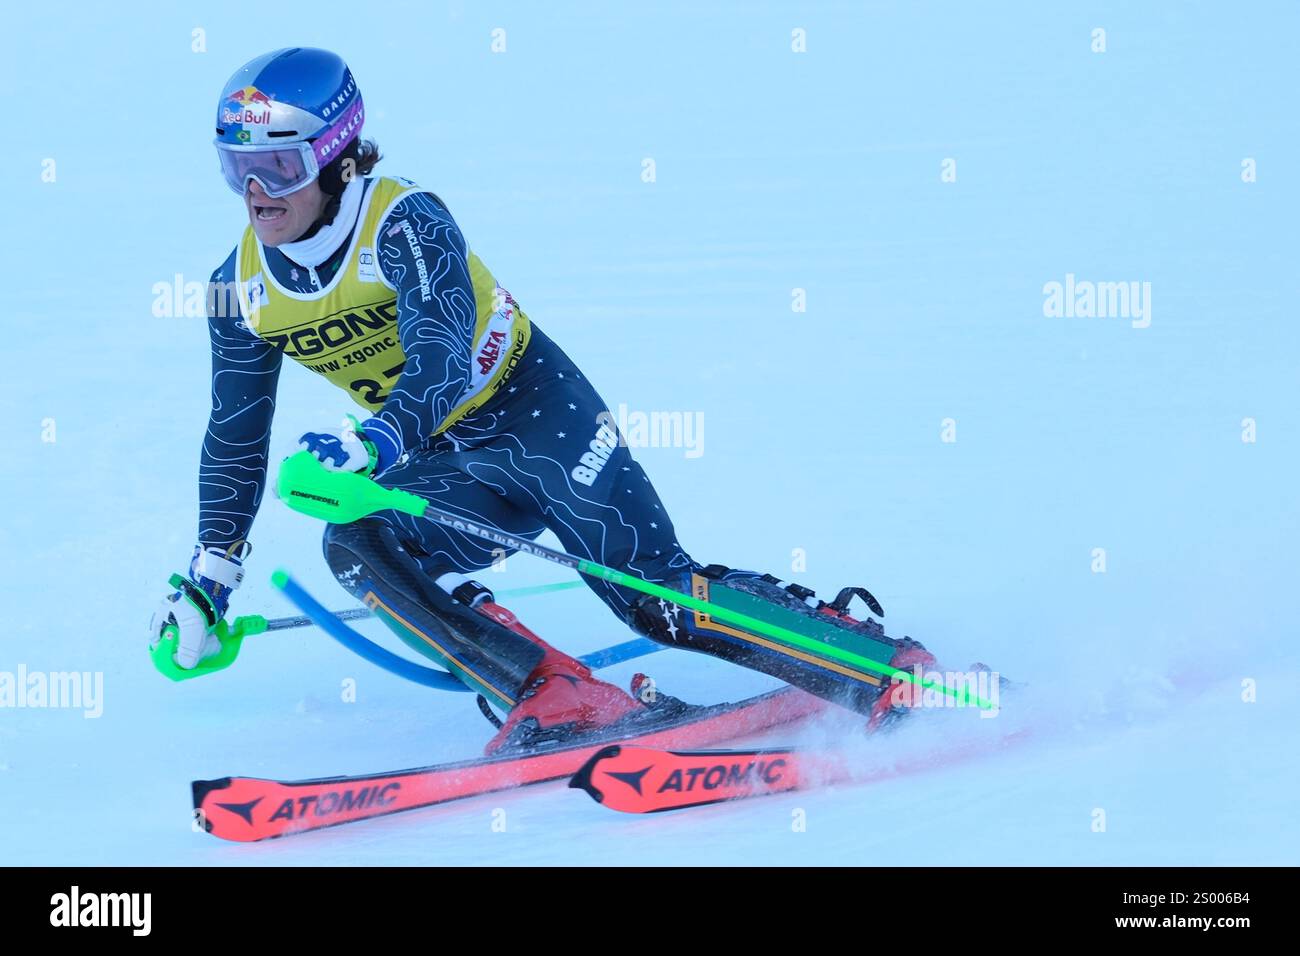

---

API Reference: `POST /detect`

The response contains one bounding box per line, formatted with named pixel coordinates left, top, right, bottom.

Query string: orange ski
left=569, top=745, right=825, bottom=812
left=193, top=686, right=825, bottom=841
left=571, top=729, right=1033, bottom=813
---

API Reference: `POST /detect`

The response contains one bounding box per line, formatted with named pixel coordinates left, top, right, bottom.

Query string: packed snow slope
left=1, top=1, right=1296, bottom=864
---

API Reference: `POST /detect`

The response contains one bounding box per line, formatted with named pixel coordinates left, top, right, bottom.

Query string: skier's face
left=244, top=178, right=329, bottom=247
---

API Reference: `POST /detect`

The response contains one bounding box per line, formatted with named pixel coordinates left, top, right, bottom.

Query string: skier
left=150, top=48, right=928, bottom=751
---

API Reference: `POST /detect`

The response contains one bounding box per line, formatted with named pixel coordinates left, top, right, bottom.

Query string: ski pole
left=150, top=577, right=587, bottom=682
left=270, top=570, right=661, bottom=692
left=248, top=580, right=584, bottom=634
left=275, top=452, right=994, bottom=709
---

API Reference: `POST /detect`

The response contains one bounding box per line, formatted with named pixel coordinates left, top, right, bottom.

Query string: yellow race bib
left=235, top=176, right=531, bottom=428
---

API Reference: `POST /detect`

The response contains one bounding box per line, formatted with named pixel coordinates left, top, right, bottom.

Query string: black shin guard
left=323, top=518, right=544, bottom=707
left=627, top=567, right=895, bottom=715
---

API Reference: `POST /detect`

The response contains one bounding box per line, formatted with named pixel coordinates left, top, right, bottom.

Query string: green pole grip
left=150, top=614, right=259, bottom=682
left=276, top=451, right=427, bottom=523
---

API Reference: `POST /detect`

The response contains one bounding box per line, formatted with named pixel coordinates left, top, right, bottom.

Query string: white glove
left=149, top=590, right=223, bottom=669
left=298, top=415, right=377, bottom=474
left=148, top=547, right=244, bottom=670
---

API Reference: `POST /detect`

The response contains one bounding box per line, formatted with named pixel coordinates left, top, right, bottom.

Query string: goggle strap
left=311, top=97, right=365, bottom=168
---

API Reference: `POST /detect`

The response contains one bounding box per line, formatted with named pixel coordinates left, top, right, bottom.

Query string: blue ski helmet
left=214, top=48, right=365, bottom=197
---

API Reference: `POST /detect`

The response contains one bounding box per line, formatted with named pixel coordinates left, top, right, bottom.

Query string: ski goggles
left=215, top=141, right=322, bottom=199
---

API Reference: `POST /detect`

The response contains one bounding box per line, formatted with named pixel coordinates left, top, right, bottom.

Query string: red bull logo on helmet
left=222, top=86, right=274, bottom=126
left=227, top=85, right=273, bottom=107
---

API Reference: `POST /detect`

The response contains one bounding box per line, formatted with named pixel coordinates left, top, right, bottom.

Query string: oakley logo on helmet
left=321, top=75, right=357, bottom=118
left=315, top=101, right=365, bottom=162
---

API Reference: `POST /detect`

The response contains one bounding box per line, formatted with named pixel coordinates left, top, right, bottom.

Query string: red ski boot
left=866, top=639, right=939, bottom=731
left=479, top=603, right=643, bottom=754
left=815, top=585, right=939, bottom=731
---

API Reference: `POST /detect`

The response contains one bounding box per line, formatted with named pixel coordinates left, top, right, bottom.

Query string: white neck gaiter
left=278, top=177, right=365, bottom=268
